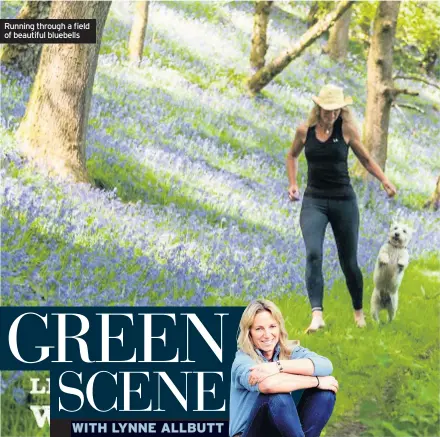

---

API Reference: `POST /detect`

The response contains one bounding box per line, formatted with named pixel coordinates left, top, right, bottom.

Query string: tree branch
left=392, top=102, right=424, bottom=113
left=247, top=0, right=354, bottom=94
left=424, top=176, right=440, bottom=211
left=393, top=74, right=440, bottom=90
left=395, top=88, right=419, bottom=96
left=389, top=87, right=419, bottom=97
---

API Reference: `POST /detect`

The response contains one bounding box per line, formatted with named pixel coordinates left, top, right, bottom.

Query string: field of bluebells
left=2, top=1, right=439, bottom=308
left=1, top=1, right=440, bottom=436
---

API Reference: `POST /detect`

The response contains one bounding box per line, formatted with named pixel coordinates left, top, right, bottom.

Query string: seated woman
left=229, top=299, right=338, bottom=437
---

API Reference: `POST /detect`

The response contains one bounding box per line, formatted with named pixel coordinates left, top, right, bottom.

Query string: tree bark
left=247, top=0, right=354, bottom=95
left=325, top=8, right=352, bottom=60
left=0, top=1, right=51, bottom=76
left=424, top=176, right=440, bottom=211
left=16, top=1, right=111, bottom=183
left=356, top=1, right=400, bottom=178
left=249, top=1, right=273, bottom=71
left=128, top=1, right=149, bottom=65
left=393, top=74, right=440, bottom=91
left=306, top=2, right=320, bottom=28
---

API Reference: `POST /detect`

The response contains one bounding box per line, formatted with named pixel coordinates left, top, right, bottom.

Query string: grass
left=1, top=371, right=50, bottom=437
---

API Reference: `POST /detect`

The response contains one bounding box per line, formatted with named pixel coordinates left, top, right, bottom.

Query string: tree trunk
left=0, top=1, right=51, bottom=76
left=247, top=0, right=354, bottom=95
left=325, top=8, right=352, bottom=60
left=128, top=1, right=149, bottom=65
left=424, top=176, right=440, bottom=211
left=249, top=1, right=273, bottom=71
left=356, top=1, right=400, bottom=178
left=16, top=1, right=111, bottom=183
left=307, top=2, right=320, bottom=28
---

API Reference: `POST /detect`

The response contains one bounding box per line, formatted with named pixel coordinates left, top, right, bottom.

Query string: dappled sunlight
left=150, top=3, right=246, bottom=69
left=109, top=1, right=134, bottom=26
left=92, top=65, right=291, bottom=180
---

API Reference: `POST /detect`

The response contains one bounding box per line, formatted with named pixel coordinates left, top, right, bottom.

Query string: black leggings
left=299, top=196, right=363, bottom=311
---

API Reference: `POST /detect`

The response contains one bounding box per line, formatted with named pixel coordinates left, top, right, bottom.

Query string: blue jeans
left=240, top=389, right=336, bottom=437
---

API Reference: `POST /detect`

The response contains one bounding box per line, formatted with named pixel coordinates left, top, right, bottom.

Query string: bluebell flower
left=13, top=387, right=27, bottom=405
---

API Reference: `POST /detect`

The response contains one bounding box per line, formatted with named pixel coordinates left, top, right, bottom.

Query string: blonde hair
left=307, top=104, right=358, bottom=130
left=237, top=299, right=298, bottom=362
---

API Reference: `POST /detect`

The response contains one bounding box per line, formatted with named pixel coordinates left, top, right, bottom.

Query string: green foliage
left=0, top=0, right=22, bottom=19
left=1, top=371, right=50, bottom=437
left=160, top=1, right=230, bottom=25
left=395, top=1, right=440, bottom=73
left=350, top=1, right=440, bottom=74
left=303, top=1, right=333, bottom=26
left=349, top=1, right=376, bottom=59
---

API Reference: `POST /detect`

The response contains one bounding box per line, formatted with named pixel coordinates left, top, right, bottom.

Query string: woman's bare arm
left=249, top=359, right=314, bottom=386
left=286, top=123, right=307, bottom=200
left=343, top=122, right=397, bottom=197
left=258, top=373, right=338, bottom=394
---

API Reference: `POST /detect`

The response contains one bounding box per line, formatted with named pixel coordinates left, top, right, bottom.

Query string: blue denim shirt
left=229, top=344, right=333, bottom=436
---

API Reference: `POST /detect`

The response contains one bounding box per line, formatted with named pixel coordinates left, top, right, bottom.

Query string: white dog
left=371, top=223, right=412, bottom=322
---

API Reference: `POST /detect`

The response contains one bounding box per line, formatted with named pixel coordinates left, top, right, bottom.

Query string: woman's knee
left=306, top=250, right=322, bottom=265
left=302, top=388, right=336, bottom=404
left=342, top=259, right=361, bottom=278
left=267, top=393, right=296, bottom=411
left=312, top=389, right=336, bottom=411
left=320, top=389, right=336, bottom=402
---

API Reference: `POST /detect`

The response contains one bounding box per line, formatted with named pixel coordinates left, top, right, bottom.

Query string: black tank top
left=304, top=117, right=355, bottom=199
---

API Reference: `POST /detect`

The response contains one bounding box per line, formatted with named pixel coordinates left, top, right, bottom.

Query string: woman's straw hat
left=312, top=84, right=353, bottom=110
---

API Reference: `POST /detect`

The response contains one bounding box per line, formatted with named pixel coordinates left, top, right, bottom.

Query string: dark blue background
left=0, top=307, right=244, bottom=420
